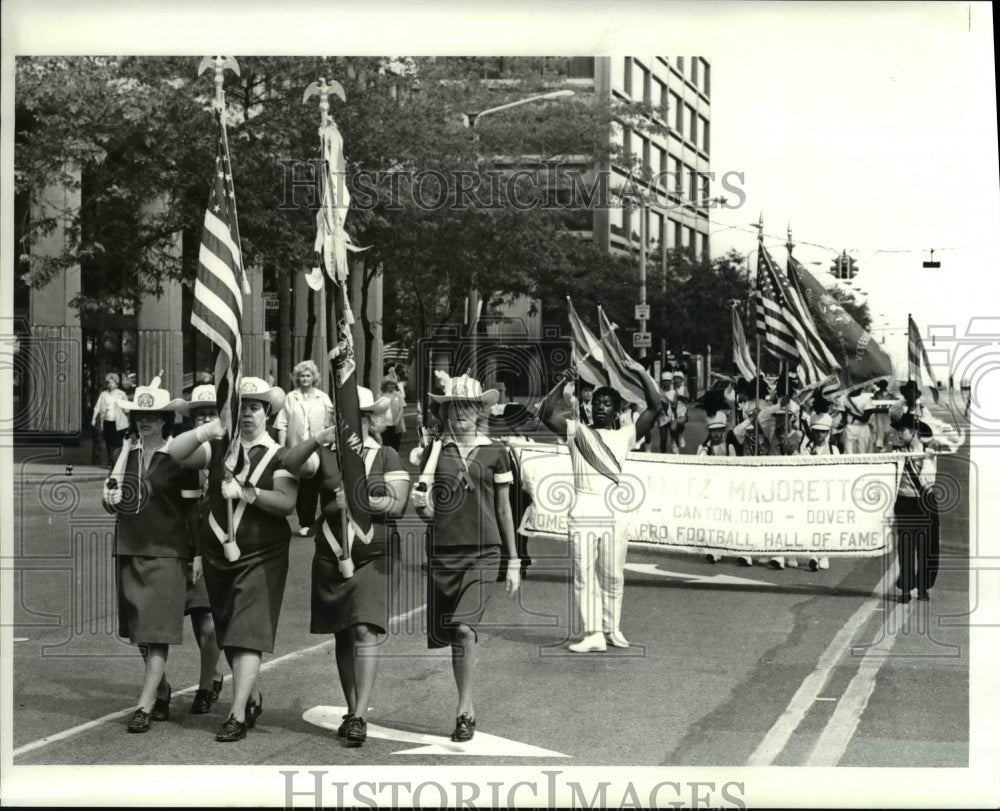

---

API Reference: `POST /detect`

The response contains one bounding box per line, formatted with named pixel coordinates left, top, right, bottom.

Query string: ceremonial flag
left=317, top=117, right=373, bottom=545
left=786, top=254, right=892, bottom=392
left=567, top=297, right=609, bottom=388
left=908, top=314, right=940, bottom=403
left=191, top=110, right=250, bottom=463
left=755, top=246, right=799, bottom=365
left=731, top=303, right=757, bottom=382
left=779, top=256, right=840, bottom=386
left=597, top=306, right=655, bottom=408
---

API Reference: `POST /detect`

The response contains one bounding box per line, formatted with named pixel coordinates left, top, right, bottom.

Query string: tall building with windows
left=567, top=55, right=712, bottom=268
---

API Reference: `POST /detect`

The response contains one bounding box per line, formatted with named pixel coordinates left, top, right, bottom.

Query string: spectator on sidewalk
left=91, top=373, right=129, bottom=464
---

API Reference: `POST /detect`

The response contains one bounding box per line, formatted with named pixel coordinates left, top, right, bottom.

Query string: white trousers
left=568, top=519, right=629, bottom=636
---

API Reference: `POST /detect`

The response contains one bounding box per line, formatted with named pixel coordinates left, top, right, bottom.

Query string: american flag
left=755, top=245, right=799, bottom=364
left=191, top=111, right=248, bottom=463
left=782, top=255, right=841, bottom=386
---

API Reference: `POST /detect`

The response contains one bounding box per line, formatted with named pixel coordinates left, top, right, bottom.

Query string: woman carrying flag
left=283, top=386, right=410, bottom=747
left=412, top=374, right=521, bottom=743
left=169, top=377, right=300, bottom=742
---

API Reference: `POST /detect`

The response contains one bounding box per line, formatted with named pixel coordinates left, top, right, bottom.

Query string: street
left=5, top=419, right=976, bottom=807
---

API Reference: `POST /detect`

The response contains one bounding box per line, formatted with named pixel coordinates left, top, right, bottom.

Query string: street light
left=463, top=89, right=575, bottom=128
left=461, top=88, right=576, bottom=384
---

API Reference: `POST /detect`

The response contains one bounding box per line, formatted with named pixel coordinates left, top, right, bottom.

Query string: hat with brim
left=120, top=385, right=185, bottom=414
left=174, top=383, right=219, bottom=417
left=428, top=374, right=500, bottom=409
left=239, top=377, right=286, bottom=412
left=810, top=413, right=833, bottom=430
left=890, top=413, right=933, bottom=439
left=358, top=386, right=391, bottom=414
left=899, top=380, right=922, bottom=402
left=706, top=412, right=728, bottom=429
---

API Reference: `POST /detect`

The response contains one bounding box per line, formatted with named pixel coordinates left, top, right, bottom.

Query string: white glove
left=220, top=477, right=244, bottom=500
left=408, top=446, right=424, bottom=466
left=411, top=486, right=429, bottom=510
left=194, top=418, right=226, bottom=443
left=506, top=565, right=521, bottom=594
left=103, top=482, right=123, bottom=506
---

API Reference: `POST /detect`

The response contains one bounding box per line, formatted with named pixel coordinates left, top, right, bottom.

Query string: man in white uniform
left=540, top=368, right=661, bottom=652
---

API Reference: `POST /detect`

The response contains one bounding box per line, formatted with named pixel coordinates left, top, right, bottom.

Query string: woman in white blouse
left=91, top=373, right=129, bottom=462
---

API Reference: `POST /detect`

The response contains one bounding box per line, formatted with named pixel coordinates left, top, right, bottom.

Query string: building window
left=676, top=56, right=685, bottom=74
left=674, top=220, right=683, bottom=251
left=641, top=136, right=651, bottom=177
left=700, top=231, right=710, bottom=259
left=650, top=210, right=663, bottom=256
left=689, top=106, right=698, bottom=145
left=673, top=157, right=683, bottom=193
left=568, top=57, right=595, bottom=80
left=609, top=205, right=624, bottom=238
left=691, top=58, right=699, bottom=87
left=654, top=80, right=667, bottom=119
left=639, top=63, right=651, bottom=105
left=674, top=95, right=684, bottom=135
left=703, top=61, right=711, bottom=97
left=611, top=57, right=626, bottom=91
left=688, top=167, right=698, bottom=203
left=687, top=226, right=697, bottom=255
left=623, top=57, right=633, bottom=97
left=701, top=118, right=710, bottom=153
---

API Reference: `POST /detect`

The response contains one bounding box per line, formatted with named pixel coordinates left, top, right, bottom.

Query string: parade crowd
left=91, top=357, right=960, bottom=745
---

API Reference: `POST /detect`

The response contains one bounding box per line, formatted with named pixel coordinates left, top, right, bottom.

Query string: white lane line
left=805, top=600, right=909, bottom=766
left=745, top=565, right=895, bottom=767
left=13, top=600, right=428, bottom=758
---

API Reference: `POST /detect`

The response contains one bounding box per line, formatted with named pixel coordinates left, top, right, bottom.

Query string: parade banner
left=515, top=444, right=904, bottom=558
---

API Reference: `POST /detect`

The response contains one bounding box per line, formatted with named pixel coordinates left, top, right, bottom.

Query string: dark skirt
left=116, top=555, right=187, bottom=645
left=311, top=545, right=399, bottom=635
left=185, top=565, right=212, bottom=614
left=427, top=545, right=501, bottom=649
left=203, top=540, right=289, bottom=653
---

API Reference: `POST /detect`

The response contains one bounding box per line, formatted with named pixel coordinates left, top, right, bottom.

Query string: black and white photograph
left=2, top=1, right=998, bottom=807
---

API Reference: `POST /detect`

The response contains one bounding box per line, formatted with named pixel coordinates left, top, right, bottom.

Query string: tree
left=15, top=56, right=668, bottom=384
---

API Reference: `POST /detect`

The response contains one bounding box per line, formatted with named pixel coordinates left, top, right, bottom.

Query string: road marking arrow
left=303, top=706, right=569, bottom=758
left=624, top=561, right=775, bottom=587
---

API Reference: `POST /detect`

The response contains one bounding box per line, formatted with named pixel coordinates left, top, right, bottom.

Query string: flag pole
left=307, top=77, right=357, bottom=576
left=198, top=55, right=243, bottom=562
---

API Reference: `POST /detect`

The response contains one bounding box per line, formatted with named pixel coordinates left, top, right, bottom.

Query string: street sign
left=634, top=304, right=650, bottom=320
left=633, top=331, right=652, bottom=348
left=263, top=293, right=279, bottom=311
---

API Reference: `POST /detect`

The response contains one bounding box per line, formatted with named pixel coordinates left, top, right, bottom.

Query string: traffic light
left=830, top=251, right=860, bottom=280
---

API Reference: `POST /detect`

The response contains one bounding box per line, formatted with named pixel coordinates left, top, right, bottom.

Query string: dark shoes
left=245, top=694, right=263, bottom=729
left=345, top=715, right=367, bottom=744
left=337, top=714, right=352, bottom=738
left=191, top=689, right=214, bottom=715
left=127, top=708, right=151, bottom=733
left=151, top=684, right=171, bottom=722
left=215, top=715, right=247, bottom=742
left=450, top=713, right=476, bottom=743
left=899, top=592, right=912, bottom=604
left=918, top=592, right=931, bottom=601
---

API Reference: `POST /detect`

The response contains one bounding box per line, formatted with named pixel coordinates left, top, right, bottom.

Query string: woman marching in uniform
left=174, top=383, right=226, bottom=714
left=102, top=377, right=200, bottom=733
left=412, top=374, right=521, bottom=742
left=283, top=386, right=410, bottom=746
left=169, top=377, right=299, bottom=742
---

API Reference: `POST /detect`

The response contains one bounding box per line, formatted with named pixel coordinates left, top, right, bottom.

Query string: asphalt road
left=5, top=419, right=980, bottom=805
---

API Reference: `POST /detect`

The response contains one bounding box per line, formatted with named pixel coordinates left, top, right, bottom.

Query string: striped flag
left=780, top=255, right=840, bottom=386
left=755, top=246, right=799, bottom=364
left=597, top=306, right=656, bottom=408
left=567, top=297, right=608, bottom=388
left=908, top=315, right=940, bottom=403
left=787, top=254, right=890, bottom=393
left=191, top=110, right=250, bottom=462
left=317, top=117, right=373, bottom=546
left=731, top=303, right=757, bottom=382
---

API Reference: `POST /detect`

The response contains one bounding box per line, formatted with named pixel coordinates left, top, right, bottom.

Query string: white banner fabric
left=514, top=443, right=904, bottom=558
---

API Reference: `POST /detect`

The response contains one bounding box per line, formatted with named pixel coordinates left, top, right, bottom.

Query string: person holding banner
left=412, top=374, right=521, bottom=743
left=283, top=386, right=410, bottom=747
left=169, top=377, right=300, bottom=743
left=101, top=378, right=200, bottom=734
left=539, top=367, right=661, bottom=653
left=173, top=383, right=226, bottom=715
